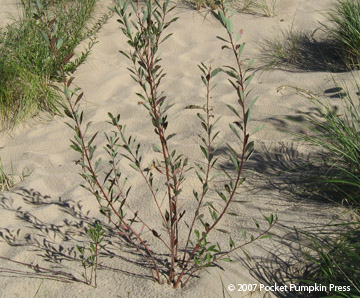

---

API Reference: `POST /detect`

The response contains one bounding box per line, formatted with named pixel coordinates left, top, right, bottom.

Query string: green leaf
left=219, top=10, right=226, bottom=25
left=166, top=133, right=176, bottom=141
left=194, top=257, right=201, bottom=266
left=210, top=68, right=222, bottom=78
left=185, top=105, right=203, bottom=110
left=152, top=144, right=162, bottom=153
left=207, top=245, right=218, bottom=252
left=215, top=35, right=229, bottom=43
left=225, top=18, right=233, bottom=34
left=230, top=154, right=239, bottom=170
left=225, top=70, right=237, bottom=79
left=211, top=10, right=222, bottom=23
left=129, top=163, right=140, bottom=172
left=195, top=171, right=203, bottom=183
left=198, top=63, right=206, bottom=74
left=224, top=184, right=231, bottom=193
left=242, top=249, right=251, bottom=261
left=203, top=183, right=209, bottom=196
left=226, top=104, right=240, bottom=117
left=244, top=73, right=254, bottom=88
left=119, top=50, right=130, bottom=59
left=264, top=213, right=274, bottom=225
left=64, top=86, right=71, bottom=99
left=245, top=141, right=254, bottom=154
left=64, top=108, right=73, bottom=119
left=194, top=229, right=200, bottom=239
left=56, top=38, right=63, bottom=50
left=237, top=43, right=245, bottom=57
left=244, top=109, right=250, bottom=125
left=94, top=157, right=102, bottom=171
left=200, top=145, right=208, bottom=159
left=260, top=235, right=270, bottom=239
left=160, top=33, right=173, bottom=44
left=201, top=76, right=207, bottom=86
left=229, top=236, right=234, bottom=249
left=227, top=212, right=238, bottom=216
left=163, top=0, right=169, bottom=12
left=253, top=218, right=260, bottom=229
left=229, top=123, right=241, bottom=139
left=87, top=132, right=98, bottom=147
left=216, top=190, right=227, bottom=202
left=216, top=228, right=230, bottom=234
left=221, top=257, right=231, bottom=262
left=40, top=30, right=50, bottom=45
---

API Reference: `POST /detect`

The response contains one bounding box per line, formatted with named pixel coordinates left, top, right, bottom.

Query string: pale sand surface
left=0, top=0, right=21, bottom=28
left=0, top=1, right=355, bottom=297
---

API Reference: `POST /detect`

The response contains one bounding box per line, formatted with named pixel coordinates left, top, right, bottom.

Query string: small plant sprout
left=0, top=157, right=14, bottom=191
left=40, top=0, right=276, bottom=288
left=77, top=222, right=105, bottom=287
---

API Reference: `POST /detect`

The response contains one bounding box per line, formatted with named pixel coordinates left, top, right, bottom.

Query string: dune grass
left=182, top=0, right=281, bottom=16
left=285, top=77, right=360, bottom=296
left=293, top=82, right=360, bottom=209
left=300, top=223, right=360, bottom=297
left=323, top=0, right=360, bottom=68
left=261, top=0, right=360, bottom=71
left=260, top=25, right=313, bottom=70
left=0, top=0, right=103, bottom=128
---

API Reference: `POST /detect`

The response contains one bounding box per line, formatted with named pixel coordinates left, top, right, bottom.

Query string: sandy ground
left=0, top=0, right=355, bottom=297
left=0, top=0, right=21, bottom=28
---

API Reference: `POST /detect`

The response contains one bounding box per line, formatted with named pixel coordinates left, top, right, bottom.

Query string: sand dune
left=0, top=1, right=353, bottom=297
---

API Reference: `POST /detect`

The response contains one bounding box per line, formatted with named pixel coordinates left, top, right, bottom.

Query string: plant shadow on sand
left=0, top=188, right=173, bottom=283
left=219, top=143, right=357, bottom=297
left=0, top=137, right=353, bottom=291
left=210, top=141, right=355, bottom=297
left=0, top=142, right=339, bottom=288
left=210, top=91, right=359, bottom=296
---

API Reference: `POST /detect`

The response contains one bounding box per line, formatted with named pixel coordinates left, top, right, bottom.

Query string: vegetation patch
left=0, top=0, right=108, bottom=128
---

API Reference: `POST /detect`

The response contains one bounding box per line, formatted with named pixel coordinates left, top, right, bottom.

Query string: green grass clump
left=301, top=225, right=360, bottom=297
left=0, top=0, right=100, bottom=128
left=324, top=0, right=360, bottom=68
left=289, top=79, right=360, bottom=297
left=182, top=0, right=280, bottom=16
left=230, top=0, right=280, bottom=17
left=260, top=26, right=312, bottom=69
left=296, top=84, right=360, bottom=209
left=182, top=0, right=219, bottom=10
